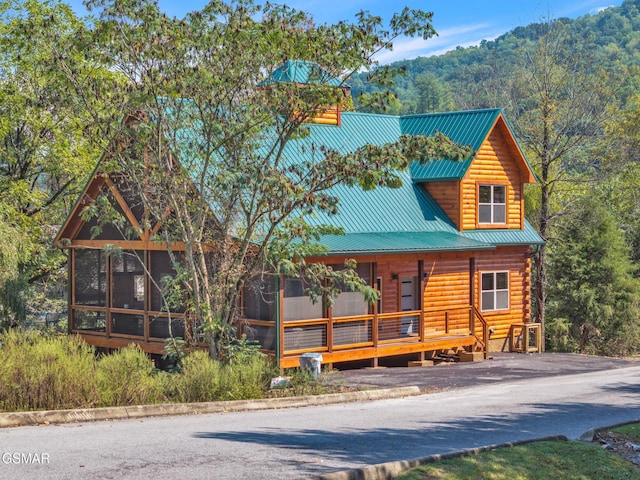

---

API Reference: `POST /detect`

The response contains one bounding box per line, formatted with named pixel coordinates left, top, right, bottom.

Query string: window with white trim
left=481, top=272, right=509, bottom=311
left=478, top=185, right=506, bottom=224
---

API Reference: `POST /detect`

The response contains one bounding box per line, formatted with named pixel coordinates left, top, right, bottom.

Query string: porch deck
left=243, top=305, right=489, bottom=369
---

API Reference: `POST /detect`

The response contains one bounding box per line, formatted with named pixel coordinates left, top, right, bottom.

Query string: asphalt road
left=1, top=354, right=639, bottom=479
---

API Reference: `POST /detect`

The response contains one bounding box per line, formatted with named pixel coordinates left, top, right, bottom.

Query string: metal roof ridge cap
left=399, top=107, right=502, bottom=120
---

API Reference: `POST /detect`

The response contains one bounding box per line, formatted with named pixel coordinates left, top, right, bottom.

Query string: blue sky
left=68, top=0, right=622, bottom=62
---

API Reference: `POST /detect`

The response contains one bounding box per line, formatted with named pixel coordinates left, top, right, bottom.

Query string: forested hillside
left=353, top=0, right=640, bottom=113
left=353, top=0, right=640, bottom=355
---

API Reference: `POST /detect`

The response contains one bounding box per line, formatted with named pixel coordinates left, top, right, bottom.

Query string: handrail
left=244, top=306, right=489, bottom=357
left=377, top=310, right=421, bottom=320
left=471, top=305, right=489, bottom=359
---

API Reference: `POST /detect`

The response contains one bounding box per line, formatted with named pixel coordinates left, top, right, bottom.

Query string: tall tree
left=414, top=73, right=454, bottom=113
left=69, top=0, right=473, bottom=358
left=596, top=93, right=640, bottom=263
left=0, top=0, right=113, bottom=325
left=547, top=195, right=640, bottom=356
left=499, top=20, right=615, bottom=347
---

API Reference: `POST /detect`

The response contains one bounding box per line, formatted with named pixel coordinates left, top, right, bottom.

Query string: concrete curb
left=0, top=386, right=421, bottom=428
left=304, top=435, right=570, bottom=480
left=578, top=419, right=640, bottom=442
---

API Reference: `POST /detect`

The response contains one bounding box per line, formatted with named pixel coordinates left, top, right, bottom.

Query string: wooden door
left=401, top=276, right=418, bottom=335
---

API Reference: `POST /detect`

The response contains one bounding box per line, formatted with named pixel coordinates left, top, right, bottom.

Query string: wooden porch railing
left=243, top=305, right=488, bottom=359
left=471, top=305, right=489, bottom=359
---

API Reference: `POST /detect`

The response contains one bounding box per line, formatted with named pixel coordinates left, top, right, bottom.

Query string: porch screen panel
left=150, top=251, right=185, bottom=313
left=74, top=249, right=107, bottom=306
left=244, top=324, right=276, bottom=351
left=283, top=278, right=323, bottom=321
left=112, top=313, right=144, bottom=337
left=331, top=263, right=370, bottom=318
left=111, top=251, right=145, bottom=310
left=149, top=316, right=185, bottom=339
left=113, top=174, right=145, bottom=224
left=243, top=276, right=276, bottom=321
left=72, top=310, right=106, bottom=332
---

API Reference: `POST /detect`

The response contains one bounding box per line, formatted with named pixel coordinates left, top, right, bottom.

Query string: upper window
left=481, top=272, right=509, bottom=311
left=478, top=185, right=506, bottom=224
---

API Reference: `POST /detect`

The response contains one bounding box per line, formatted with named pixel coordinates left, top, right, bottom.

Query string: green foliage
left=172, top=345, right=275, bottom=403
left=0, top=330, right=282, bottom=412
left=220, top=336, right=275, bottom=400
left=547, top=196, right=640, bottom=356
left=544, top=317, right=575, bottom=352
left=397, top=440, right=640, bottom=480
left=171, top=350, right=223, bottom=403
left=0, top=0, right=115, bottom=325
left=96, top=345, right=167, bottom=407
left=0, top=329, right=98, bottom=411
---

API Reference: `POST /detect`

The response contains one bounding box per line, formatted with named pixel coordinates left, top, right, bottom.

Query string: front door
left=401, top=276, right=418, bottom=335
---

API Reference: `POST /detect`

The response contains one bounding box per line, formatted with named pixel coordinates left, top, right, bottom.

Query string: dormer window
left=478, top=184, right=506, bottom=224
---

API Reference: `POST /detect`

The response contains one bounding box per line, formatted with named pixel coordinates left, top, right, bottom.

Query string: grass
left=610, top=423, right=640, bottom=443
left=397, top=438, right=640, bottom=480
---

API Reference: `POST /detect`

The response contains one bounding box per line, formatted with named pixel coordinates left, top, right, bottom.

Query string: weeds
left=172, top=350, right=222, bottom=403
left=0, top=330, right=289, bottom=412
left=0, top=329, right=98, bottom=411
left=96, top=345, right=167, bottom=407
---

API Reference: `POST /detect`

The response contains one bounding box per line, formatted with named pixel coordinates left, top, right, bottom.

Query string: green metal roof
left=260, top=60, right=345, bottom=87
left=306, top=172, right=458, bottom=235
left=460, top=221, right=545, bottom=246
left=317, top=231, right=495, bottom=255
left=403, top=109, right=501, bottom=182
left=59, top=103, right=543, bottom=254
left=280, top=109, right=543, bottom=254
left=286, top=113, right=458, bottom=237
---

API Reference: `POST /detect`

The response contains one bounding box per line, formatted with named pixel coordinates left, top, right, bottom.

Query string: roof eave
left=325, top=244, right=497, bottom=256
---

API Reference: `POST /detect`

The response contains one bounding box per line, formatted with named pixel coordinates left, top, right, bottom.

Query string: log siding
left=462, top=122, right=523, bottom=230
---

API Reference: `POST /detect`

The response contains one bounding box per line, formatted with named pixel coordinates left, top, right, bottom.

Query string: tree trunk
left=534, top=243, right=547, bottom=351
left=535, top=108, right=551, bottom=351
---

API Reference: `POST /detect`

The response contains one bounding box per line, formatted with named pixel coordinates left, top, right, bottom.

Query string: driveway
left=327, top=352, right=638, bottom=391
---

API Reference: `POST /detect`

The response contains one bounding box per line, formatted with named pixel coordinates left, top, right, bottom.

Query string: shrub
left=0, top=329, right=98, bottom=412
left=545, top=317, right=576, bottom=352
left=96, top=345, right=167, bottom=407
left=219, top=353, right=274, bottom=401
left=0, top=330, right=280, bottom=412
left=173, top=350, right=222, bottom=403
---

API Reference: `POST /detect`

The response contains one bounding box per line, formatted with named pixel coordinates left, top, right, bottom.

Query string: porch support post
left=418, top=259, right=425, bottom=343
left=68, top=249, right=73, bottom=335
left=277, top=275, right=284, bottom=367
left=469, top=257, right=476, bottom=333
left=372, top=262, right=378, bottom=348
left=327, top=305, right=333, bottom=353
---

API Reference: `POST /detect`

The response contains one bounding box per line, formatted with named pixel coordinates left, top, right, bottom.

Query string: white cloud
left=590, top=5, right=616, bottom=14
left=373, top=23, right=499, bottom=63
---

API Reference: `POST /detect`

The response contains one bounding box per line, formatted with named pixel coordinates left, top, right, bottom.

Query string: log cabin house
left=56, top=61, right=543, bottom=368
